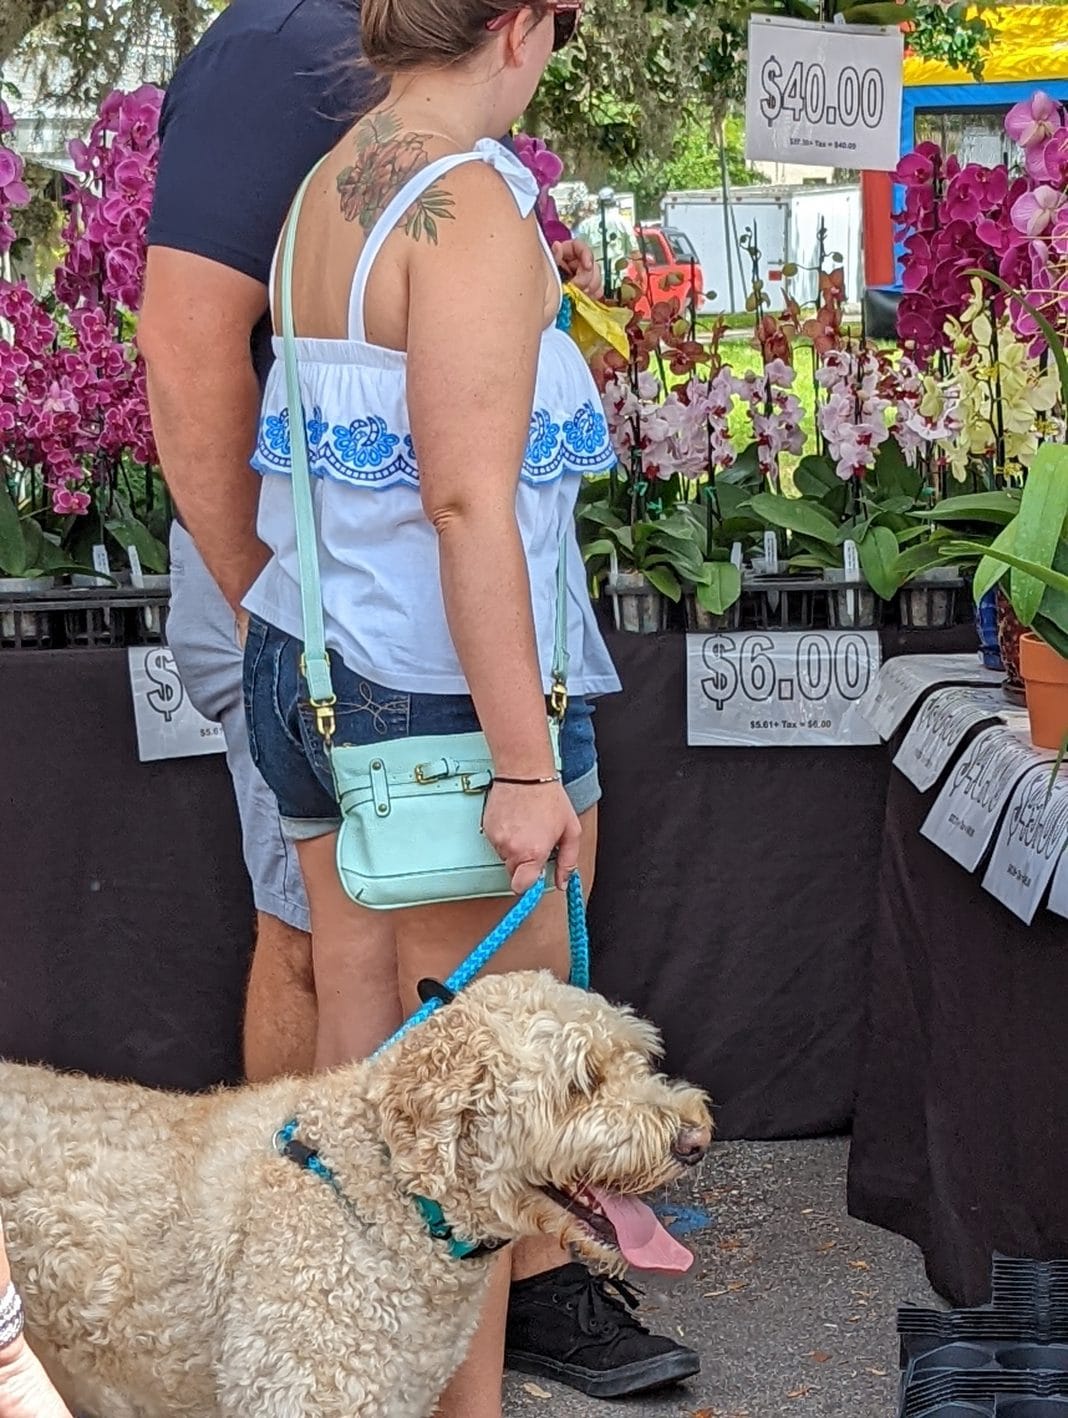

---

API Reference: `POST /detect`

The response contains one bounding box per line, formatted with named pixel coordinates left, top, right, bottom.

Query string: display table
left=848, top=680, right=1068, bottom=1309
left=0, top=626, right=972, bottom=1137
left=0, top=650, right=252, bottom=1091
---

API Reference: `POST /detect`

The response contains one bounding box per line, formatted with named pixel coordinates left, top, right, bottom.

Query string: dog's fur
left=0, top=971, right=711, bottom=1418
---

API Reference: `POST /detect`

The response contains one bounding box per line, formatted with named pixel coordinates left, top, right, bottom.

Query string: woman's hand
left=484, top=780, right=581, bottom=894
left=552, top=239, right=605, bottom=301
left=0, top=1215, right=72, bottom=1418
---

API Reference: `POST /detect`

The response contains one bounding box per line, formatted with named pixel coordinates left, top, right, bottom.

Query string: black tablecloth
left=0, top=627, right=972, bottom=1140
left=847, top=734, right=1068, bottom=1308
left=0, top=650, right=252, bottom=1091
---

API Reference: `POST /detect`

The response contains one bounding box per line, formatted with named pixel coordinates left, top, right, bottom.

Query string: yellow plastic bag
left=562, top=282, right=631, bottom=363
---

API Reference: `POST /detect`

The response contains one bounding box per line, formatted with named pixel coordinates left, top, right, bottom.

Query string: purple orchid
left=1005, top=91, right=1062, bottom=149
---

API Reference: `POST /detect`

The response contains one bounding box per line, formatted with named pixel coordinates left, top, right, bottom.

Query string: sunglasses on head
left=486, top=1, right=584, bottom=52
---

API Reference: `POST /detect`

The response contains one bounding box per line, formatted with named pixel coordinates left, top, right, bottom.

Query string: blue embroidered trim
left=253, top=401, right=615, bottom=489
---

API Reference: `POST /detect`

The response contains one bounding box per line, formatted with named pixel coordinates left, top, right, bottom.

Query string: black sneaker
left=505, top=1262, right=701, bottom=1398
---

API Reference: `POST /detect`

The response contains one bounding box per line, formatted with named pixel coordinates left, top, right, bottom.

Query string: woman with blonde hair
left=241, top=0, right=699, bottom=1412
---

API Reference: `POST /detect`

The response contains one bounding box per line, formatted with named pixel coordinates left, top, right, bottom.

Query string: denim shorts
left=243, top=615, right=601, bottom=841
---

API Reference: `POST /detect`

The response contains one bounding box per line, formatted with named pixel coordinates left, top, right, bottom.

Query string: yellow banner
left=904, top=4, right=1068, bottom=86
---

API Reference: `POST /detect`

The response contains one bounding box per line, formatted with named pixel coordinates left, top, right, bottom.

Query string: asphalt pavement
left=504, top=1137, right=940, bottom=1418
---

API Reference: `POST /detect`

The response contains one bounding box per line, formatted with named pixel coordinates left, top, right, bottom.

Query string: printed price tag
left=982, top=763, right=1068, bottom=924
left=686, top=630, right=881, bottom=747
left=745, top=15, right=904, bottom=171
left=893, top=686, right=1006, bottom=792
left=128, top=647, right=227, bottom=763
left=920, top=724, right=1054, bottom=873
left=864, top=653, right=1001, bottom=740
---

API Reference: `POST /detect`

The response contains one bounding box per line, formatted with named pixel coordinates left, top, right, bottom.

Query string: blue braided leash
left=273, top=873, right=591, bottom=1257
left=372, top=870, right=590, bottom=1058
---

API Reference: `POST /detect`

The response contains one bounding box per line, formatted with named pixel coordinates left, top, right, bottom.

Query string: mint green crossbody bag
left=278, top=169, right=567, bottom=911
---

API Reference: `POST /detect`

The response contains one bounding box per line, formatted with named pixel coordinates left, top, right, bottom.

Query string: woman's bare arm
left=406, top=162, right=579, bottom=889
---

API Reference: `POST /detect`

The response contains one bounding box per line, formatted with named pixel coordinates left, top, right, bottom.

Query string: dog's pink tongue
left=589, top=1189, right=694, bottom=1273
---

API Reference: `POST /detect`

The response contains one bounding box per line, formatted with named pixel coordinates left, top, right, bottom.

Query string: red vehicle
left=624, top=225, right=704, bottom=320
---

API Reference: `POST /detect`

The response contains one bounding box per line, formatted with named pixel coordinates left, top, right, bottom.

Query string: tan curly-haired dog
left=0, top=970, right=711, bottom=1418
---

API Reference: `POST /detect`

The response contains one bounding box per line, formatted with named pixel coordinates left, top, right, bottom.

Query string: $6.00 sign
left=687, top=631, right=881, bottom=748
left=745, top=15, right=904, bottom=172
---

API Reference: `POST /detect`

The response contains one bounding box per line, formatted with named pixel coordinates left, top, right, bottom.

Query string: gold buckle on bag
left=299, top=653, right=337, bottom=743
left=550, top=679, right=568, bottom=722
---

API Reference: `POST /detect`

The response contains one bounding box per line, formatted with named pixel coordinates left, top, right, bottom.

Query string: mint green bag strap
left=277, top=165, right=570, bottom=728
left=278, top=167, right=335, bottom=728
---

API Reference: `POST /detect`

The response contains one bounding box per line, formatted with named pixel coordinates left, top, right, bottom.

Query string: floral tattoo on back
left=336, top=108, right=456, bottom=244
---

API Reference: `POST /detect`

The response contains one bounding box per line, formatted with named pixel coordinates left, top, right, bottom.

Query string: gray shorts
left=166, top=524, right=311, bottom=933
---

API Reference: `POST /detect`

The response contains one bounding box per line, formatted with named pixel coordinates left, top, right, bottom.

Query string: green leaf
left=872, top=439, right=923, bottom=501
left=920, top=491, right=1021, bottom=526
left=956, top=531, right=1068, bottom=603
left=106, top=519, right=169, bottom=575
left=577, top=504, right=624, bottom=530
left=858, top=524, right=901, bottom=601
left=839, top=2, right=912, bottom=21
left=1033, top=611, right=1068, bottom=660
left=581, top=538, right=617, bottom=563
left=643, top=564, right=682, bottom=602
left=1010, top=443, right=1068, bottom=625
left=0, top=481, right=27, bottom=578
left=744, top=491, right=840, bottom=545
left=870, top=495, right=916, bottom=520
left=792, top=454, right=840, bottom=494
left=892, top=533, right=953, bottom=582
left=1032, top=543, right=1068, bottom=649
left=695, top=560, right=742, bottom=615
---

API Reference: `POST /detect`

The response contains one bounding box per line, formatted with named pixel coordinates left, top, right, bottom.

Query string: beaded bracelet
left=0, top=1282, right=24, bottom=1347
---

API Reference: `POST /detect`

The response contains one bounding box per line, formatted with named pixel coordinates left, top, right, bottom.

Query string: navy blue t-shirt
left=147, top=0, right=379, bottom=389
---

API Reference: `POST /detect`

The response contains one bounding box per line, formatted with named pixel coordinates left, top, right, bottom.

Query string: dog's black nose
left=672, top=1126, right=711, bottom=1166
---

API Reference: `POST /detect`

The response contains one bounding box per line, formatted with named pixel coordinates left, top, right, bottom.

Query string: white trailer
left=660, top=184, right=863, bottom=315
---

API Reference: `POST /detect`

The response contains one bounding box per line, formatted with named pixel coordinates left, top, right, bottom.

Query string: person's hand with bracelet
left=484, top=768, right=581, bottom=896
left=0, top=1215, right=72, bottom=1418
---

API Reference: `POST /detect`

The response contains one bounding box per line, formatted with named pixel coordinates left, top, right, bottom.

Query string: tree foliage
left=2, top=0, right=213, bottom=103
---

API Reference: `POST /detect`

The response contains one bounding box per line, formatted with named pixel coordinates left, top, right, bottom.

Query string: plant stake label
left=762, top=531, right=779, bottom=575
left=127, top=546, right=145, bottom=588
left=863, top=654, right=1000, bottom=740
left=90, top=543, right=110, bottom=584
left=745, top=15, right=904, bottom=171
left=920, top=723, right=1055, bottom=873
left=128, top=647, right=226, bottom=762
left=983, top=763, right=1068, bottom=924
left=687, top=629, right=881, bottom=747
left=893, top=685, right=1007, bottom=792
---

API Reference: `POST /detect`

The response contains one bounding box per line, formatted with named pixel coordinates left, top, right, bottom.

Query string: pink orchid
left=1011, top=184, right=1066, bottom=238
left=1005, top=91, right=1061, bottom=149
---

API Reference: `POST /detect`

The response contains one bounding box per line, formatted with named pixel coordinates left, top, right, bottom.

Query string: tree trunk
left=0, top=0, right=68, bottom=65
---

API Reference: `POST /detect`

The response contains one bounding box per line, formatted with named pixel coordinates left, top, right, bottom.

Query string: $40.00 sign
left=687, top=631, right=881, bottom=748
left=745, top=15, right=904, bottom=172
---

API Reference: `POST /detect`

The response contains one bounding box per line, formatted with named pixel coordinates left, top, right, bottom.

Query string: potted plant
left=942, top=442, right=1068, bottom=748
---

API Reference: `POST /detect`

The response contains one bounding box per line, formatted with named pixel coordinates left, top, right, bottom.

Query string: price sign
left=892, top=686, right=1006, bottom=792
left=920, top=725, right=1054, bottom=873
left=983, top=763, right=1068, bottom=924
left=863, top=653, right=1000, bottom=741
left=128, top=647, right=227, bottom=763
left=745, top=15, right=904, bottom=172
left=686, top=630, right=881, bottom=747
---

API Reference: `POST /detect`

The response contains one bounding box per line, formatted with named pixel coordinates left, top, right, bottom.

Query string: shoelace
left=571, top=1271, right=648, bottom=1338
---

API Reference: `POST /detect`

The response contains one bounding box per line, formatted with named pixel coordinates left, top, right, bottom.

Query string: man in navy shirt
left=139, top=0, right=699, bottom=1401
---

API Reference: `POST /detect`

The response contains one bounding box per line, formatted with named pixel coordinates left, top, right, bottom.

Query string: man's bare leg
left=243, top=911, right=316, bottom=1081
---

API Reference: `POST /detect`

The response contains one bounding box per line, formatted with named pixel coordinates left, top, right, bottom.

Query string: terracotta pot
left=1020, top=632, right=1068, bottom=751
